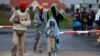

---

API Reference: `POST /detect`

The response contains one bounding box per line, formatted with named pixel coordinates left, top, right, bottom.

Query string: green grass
left=59, top=21, right=73, bottom=29
left=59, top=13, right=73, bottom=29
left=0, top=11, right=12, bottom=25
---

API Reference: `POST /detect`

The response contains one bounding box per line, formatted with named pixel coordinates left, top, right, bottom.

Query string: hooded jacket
left=45, top=17, right=59, bottom=51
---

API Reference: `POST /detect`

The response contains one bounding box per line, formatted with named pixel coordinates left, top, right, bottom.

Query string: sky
left=0, top=0, right=99, bottom=7
left=0, top=0, right=9, bottom=4
left=60, top=0, right=98, bottom=7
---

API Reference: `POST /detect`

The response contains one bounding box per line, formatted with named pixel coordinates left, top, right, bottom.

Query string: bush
left=0, top=11, right=12, bottom=25
left=0, top=4, right=11, bottom=11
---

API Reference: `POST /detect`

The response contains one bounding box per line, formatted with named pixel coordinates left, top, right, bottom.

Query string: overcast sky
left=60, top=0, right=99, bottom=7
left=0, top=0, right=10, bottom=4
left=0, top=0, right=99, bottom=6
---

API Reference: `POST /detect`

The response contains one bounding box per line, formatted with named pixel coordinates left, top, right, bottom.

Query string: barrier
left=0, top=26, right=13, bottom=28
left=0, top=26, right=100, bottom=34
left=59, top=30, right=100, bottom=34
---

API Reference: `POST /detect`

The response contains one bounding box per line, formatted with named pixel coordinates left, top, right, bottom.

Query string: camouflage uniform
left=33, top=10, right=47, bottom=51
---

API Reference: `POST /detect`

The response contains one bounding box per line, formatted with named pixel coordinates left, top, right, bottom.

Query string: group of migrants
left=10, top=1, right=60, bottom=56
left=72, top=7, right=100, bottom=42
left=9, top=1, right=100, bottom=56
left=72, top=8, right=95, bottom=31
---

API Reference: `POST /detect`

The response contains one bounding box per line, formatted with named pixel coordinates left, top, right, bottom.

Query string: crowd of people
left=9, top=1, right=100, bottom=56
left=10, top=1, right=60, bottom=56
left=72, top=7, right=100, bottom=44
left=72, top=8, right=96, bottom=31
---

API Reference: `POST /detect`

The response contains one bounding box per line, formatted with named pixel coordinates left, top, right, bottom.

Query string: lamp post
left=96, top=0, right=99, bottom=9
left=63, top=0, right=65, bottom=9
left=96, top=0, right=99, bottom=3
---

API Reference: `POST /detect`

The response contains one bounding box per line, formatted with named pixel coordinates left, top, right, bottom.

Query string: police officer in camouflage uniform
left=33, top=5, right=47, bottom=52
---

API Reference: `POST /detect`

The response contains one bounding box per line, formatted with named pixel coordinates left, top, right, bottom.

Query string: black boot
left=48, top=52, right=51, bottom=56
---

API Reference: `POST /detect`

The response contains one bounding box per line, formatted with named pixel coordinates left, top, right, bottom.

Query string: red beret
left=19, top=2, right=27, bottom=10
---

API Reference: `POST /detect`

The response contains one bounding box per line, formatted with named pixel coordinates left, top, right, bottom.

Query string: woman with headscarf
left=10, top=1, right=31, bottom=56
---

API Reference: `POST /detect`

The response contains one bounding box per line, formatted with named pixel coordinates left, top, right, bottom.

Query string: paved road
left=0, top=29, right=100, bottom=56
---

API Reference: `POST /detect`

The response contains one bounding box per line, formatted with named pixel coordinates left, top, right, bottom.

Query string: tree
left=0, top=4, right=11, bottom=11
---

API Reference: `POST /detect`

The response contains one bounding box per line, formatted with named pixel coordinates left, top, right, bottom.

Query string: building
left=10, top=0, right=66, bottom=11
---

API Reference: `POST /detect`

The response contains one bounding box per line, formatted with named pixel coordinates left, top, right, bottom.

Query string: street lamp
left=96, top=0, right=99, bottom=9
left=97, top=0, right=99, bottom=3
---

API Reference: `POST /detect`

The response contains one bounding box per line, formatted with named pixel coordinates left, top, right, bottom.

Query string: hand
left=13, top=19, right=20, bottom=24
left=83, top=19, right=87, bottom=23
left=50, top=29, right=53, bottom=32
left=13, top=16, right=20, bottom=24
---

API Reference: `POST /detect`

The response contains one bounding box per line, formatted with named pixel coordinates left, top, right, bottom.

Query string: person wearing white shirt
left=10, top=2, right=31, bottom=56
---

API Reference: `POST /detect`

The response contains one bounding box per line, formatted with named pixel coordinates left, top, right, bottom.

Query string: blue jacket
left=44, top=17, right=60, bottom=51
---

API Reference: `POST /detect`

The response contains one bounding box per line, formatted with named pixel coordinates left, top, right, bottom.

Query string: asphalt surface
left=0, top=29, right=100, bottom=56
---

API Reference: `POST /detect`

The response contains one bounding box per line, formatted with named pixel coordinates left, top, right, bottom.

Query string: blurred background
left=0, top=0, right=99, bottom=29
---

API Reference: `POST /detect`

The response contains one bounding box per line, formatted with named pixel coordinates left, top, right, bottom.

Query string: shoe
left=54, top=52, right=57, bottom=56
left=38, top=47, right=43, bottom=53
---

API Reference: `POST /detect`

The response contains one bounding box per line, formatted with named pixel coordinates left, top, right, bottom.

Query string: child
left=45, top=17, right=59, bottom=56
left=10, top=2, right=31, bottom=56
